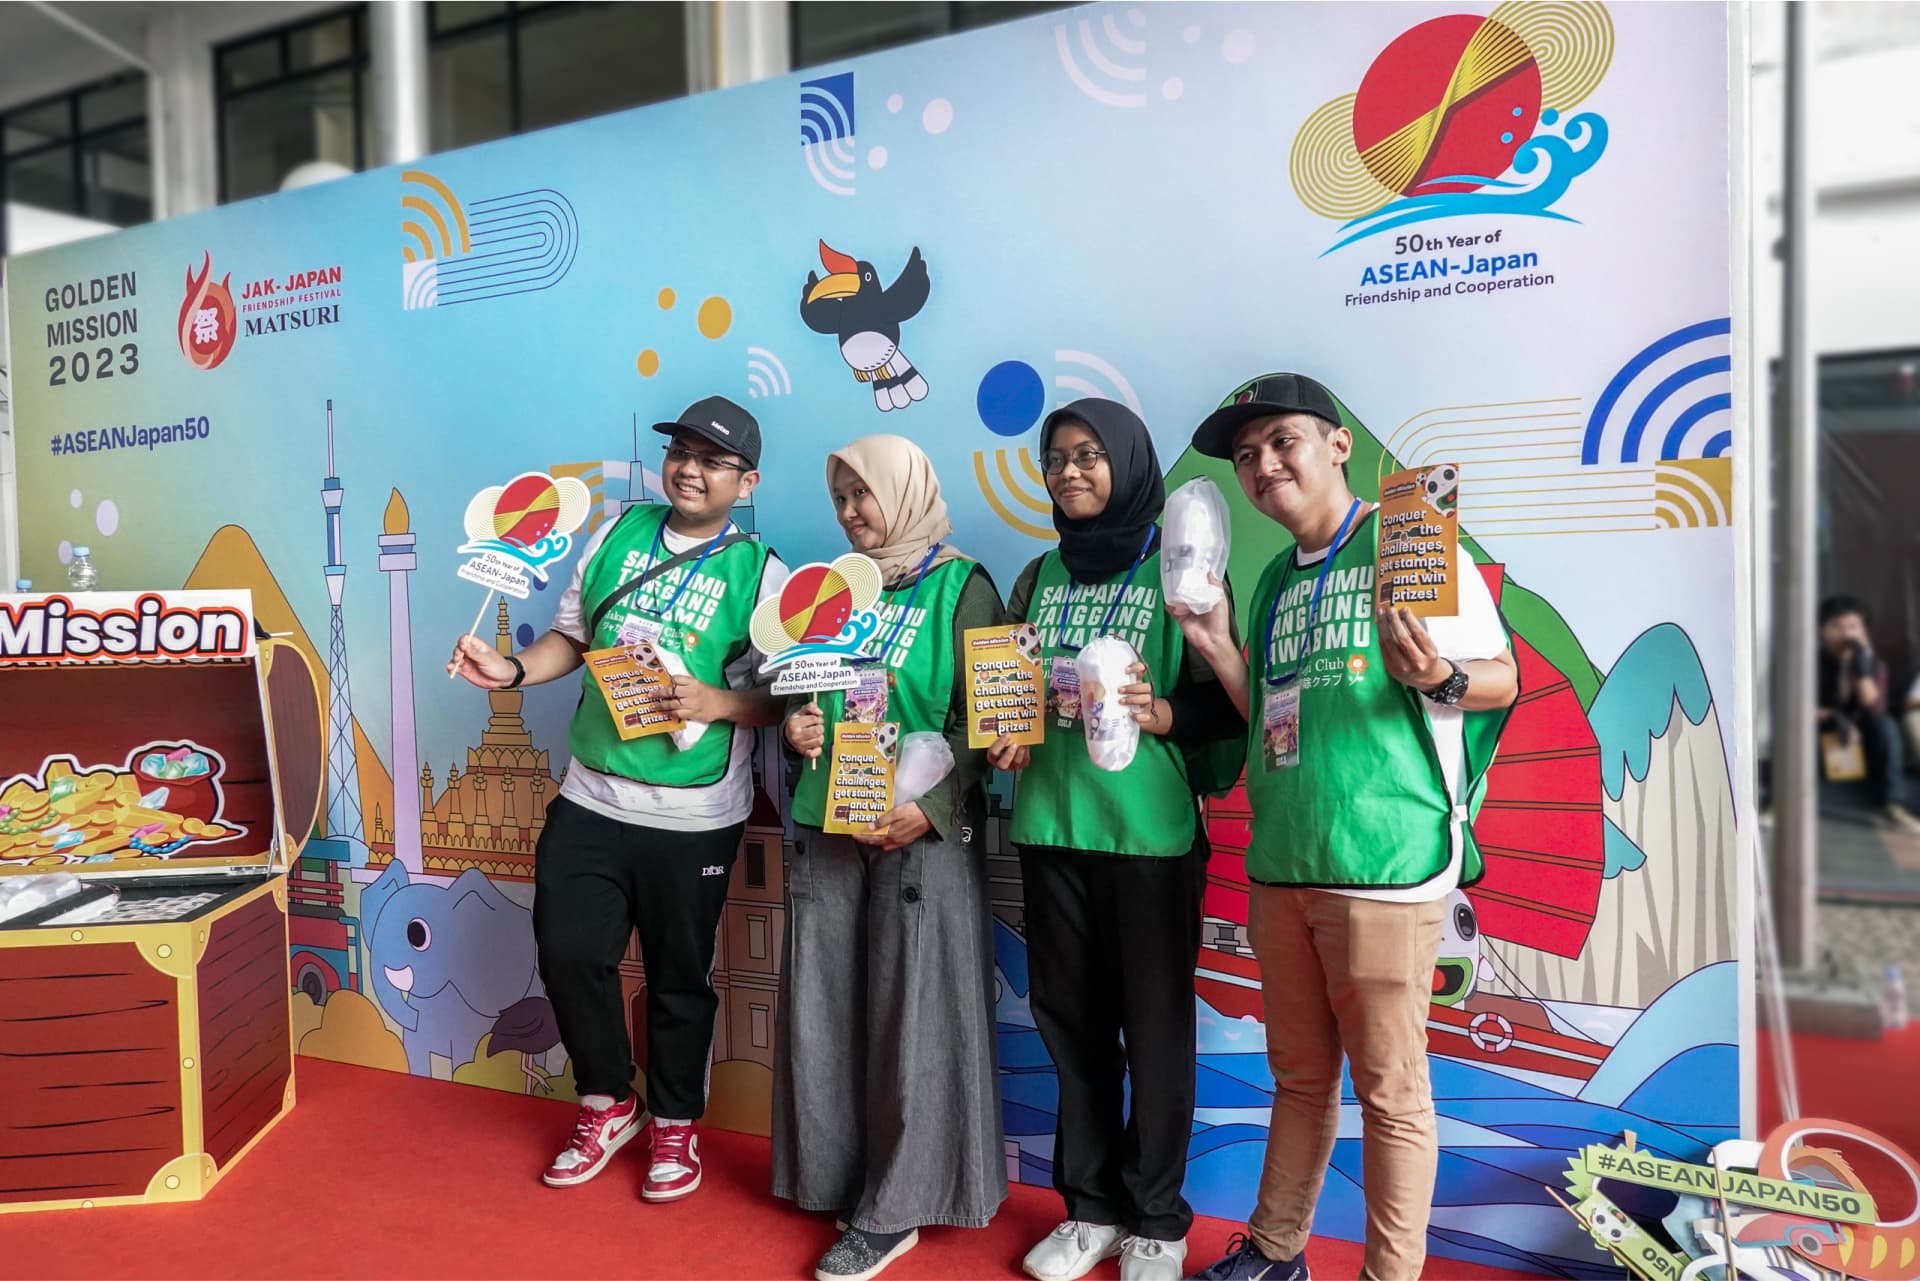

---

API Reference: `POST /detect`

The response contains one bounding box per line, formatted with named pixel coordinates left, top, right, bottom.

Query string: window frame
left=214, top=5, right=371, bottom=203
left=0, top=70, right=151, bottom=257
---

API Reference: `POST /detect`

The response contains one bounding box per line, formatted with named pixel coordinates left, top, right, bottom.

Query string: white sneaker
left=1023, top=1220, right=1125, bottom=1281
left=1120, top=1236, right=1187, bottom=1281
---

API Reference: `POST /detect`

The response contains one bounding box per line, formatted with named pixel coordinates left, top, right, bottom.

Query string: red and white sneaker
left=641, top=1120, right=702, bottom=1202
left=542, top=1094, right=645, bottom=1188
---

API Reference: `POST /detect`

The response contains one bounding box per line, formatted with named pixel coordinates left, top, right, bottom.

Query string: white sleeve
left=1424, top=546, right=1509, bottom=663
left=723, top=552, right=791, bottom=691
left=548, top=521, right=619, bottom=646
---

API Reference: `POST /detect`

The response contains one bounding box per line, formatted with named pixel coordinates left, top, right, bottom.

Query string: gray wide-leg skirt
left=771, top=806, right=1008, bottom=1233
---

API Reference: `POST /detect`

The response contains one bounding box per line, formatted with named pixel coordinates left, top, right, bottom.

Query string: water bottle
left=67, top=547, right=98, bottom=593
left=1883, top=965, right=1910, bottom=1031
left=14, top=579, right=30, bottom=592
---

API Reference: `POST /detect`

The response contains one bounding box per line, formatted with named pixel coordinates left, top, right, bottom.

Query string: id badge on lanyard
left=1259, top=499, right=1362, bottom=772
left=616, top=615, right=665, bottom=650
left=1047, top=656, right=1082, bottom=726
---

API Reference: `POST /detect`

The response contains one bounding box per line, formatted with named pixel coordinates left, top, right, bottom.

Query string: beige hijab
left=825, top=434, right=969, bottom=584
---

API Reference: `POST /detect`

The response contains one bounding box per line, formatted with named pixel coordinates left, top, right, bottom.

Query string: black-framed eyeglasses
left=1040, top=446, right=1109, bottom=475
left=664, top=444, right=749, bottom=473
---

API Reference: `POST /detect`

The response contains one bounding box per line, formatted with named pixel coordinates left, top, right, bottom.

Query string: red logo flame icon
left=178, top=252, right=237, bottom=371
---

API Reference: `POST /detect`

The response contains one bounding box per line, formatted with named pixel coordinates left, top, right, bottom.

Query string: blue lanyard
left=1262, top=499, right=1363, bottom=688
left=1059, top=526, right=1144, bottom=656
left=636, top=517, right=731, bottom=618
left=859, top=542, right=942, bottom=666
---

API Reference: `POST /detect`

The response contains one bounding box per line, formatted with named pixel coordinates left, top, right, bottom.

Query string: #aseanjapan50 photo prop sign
left=2, top=3, right=1740, bottom=1272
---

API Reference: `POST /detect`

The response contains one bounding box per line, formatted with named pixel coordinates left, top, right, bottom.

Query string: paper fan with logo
left=751, top=553, right=884, bottom=659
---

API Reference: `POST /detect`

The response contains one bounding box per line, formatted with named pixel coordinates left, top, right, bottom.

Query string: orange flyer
left=584, top=644, right=684, bottom=741
left=963, top=623, right=1045, bottom=749
left=1377, top=463, right=1461, bottom=617
left=824, top=722, right=896, bottom=835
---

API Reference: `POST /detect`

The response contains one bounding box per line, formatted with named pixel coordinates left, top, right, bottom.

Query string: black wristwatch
left=502, top=653, right=526, bottom=690
left=1424, top=659, right=1468, bottom=706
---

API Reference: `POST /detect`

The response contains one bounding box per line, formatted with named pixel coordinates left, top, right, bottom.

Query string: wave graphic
left=762, top=610, right=884, bottom=668
left=454, top=533, right=573, bottom=581
left=1322, top=111, right=1608, bottom=255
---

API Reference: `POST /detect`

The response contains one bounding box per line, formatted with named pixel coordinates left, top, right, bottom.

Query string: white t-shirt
left=549, top=518, right=790, bottom=832
left=1289, top=534, right=1510, bottom=903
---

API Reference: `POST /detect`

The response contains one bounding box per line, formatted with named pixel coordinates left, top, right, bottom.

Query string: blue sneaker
left=1188, top=1233, right=1307, bottom=1281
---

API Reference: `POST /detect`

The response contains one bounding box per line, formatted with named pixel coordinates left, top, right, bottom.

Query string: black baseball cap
left=1191, top=372, right=1345, bottom=459
left=653, top=395, right=762, bottom=469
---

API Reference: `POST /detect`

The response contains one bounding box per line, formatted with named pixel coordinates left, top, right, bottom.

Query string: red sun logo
left=1352, top=15, right=1542, bottom=198
left=178, top=253, right=238, bottom=371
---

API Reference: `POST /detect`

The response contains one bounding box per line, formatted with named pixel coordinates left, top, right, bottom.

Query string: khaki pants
left=1247, top=886, right=1446, bottom=1281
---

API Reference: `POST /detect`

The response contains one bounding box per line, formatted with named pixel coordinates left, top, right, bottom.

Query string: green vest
left=1008, top=548, right=1197, bottom=857
left=1242, top=513, right=1507, bottom=888
left=791, top=558, right=976, bottom=828
left=566, top=504, right=772, bottom=788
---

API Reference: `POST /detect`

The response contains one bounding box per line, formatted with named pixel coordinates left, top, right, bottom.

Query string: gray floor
left=1817, top=807, right=1920, bottom=901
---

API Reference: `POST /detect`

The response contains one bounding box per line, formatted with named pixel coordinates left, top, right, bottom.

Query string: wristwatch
left=502, top=653, right=527, bottom=690
left=1424, top=659, right=1468, bottom=706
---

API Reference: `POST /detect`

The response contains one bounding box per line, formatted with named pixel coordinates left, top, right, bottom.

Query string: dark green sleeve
left=1006, top=556, right=1044, bottom=623
left=915, top=565, right=1006, bottom=841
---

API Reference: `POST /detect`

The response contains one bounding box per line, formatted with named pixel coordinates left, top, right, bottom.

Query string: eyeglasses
left=664, top=444, right=749, bottom=473
left=1040, top=446, right=1109, bottom=475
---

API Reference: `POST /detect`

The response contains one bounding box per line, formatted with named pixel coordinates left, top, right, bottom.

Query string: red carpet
left=0, top=1058, right=1535, bottom=1281
left=1758, top=1024, right=1920, bottom=1155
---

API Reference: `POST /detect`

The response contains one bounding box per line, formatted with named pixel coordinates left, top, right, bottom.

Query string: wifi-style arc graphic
left=1582, top=318, right=1733, bottom=467
left=974, top=447, right=1057, bottom=542
left=401, top=170, right=471, bottom=263
left=800, top=73, right=858, bottom=197
left=747, top=347, right=792, bottom=400
left=1654, top=460, right=1732, bottom=530
left=1055, top=10, right=1150, bottom=108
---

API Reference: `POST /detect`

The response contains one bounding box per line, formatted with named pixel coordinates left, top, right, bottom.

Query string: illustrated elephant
left=360, top=861, right=545, bottom=1077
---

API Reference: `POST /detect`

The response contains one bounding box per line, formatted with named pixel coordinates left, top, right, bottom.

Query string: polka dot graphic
left=922, top=99, right=954, bottom=135
left=1163, top=78, right=1184, bottom=101
left=977, top=361, right=1046, bottom=437
left=1222, top=29, right=1254, bottom=64
left=1184, top=24, right=1201, bottom=43
left=57, top=541, right=73, bottom=565
left=887, top=94, right=904, bottom=113
left=516, top=623, right=536, bottom=648
left=697, top=297, right=732, bottom=339
left=95, top=501, right=118, bottom=537
left=868, top=146, right=889, bottom=171
left=657, top=288, right=676, bottom=309
left=68, top=489, right=82, bottom=509
left=637, top=350, right=660, bottom=377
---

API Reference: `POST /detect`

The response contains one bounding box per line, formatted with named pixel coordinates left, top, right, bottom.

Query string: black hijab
left=1043, top=398, right=1164, bottom=584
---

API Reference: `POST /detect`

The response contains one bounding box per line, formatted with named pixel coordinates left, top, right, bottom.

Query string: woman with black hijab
left=988, top=398, right=1243, bottom=1281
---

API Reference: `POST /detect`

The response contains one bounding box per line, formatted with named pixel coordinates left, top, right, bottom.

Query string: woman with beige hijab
left=774, top=434, right=1007, bottom=1281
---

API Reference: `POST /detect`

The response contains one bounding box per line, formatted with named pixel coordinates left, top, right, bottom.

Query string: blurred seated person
left=1819, top=596, right=1920, bottom=833
left=1907, top=673, right=1920, bottom=774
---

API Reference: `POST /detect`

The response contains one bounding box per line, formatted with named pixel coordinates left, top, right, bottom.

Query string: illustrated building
left=378, top=488, right=423, bottom=872
left=366, top=600, right=555, bottom=881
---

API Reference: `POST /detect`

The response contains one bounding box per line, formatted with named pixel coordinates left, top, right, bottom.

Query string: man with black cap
left=449, top=394, right=789, bottom=1203
left=1174, top=374, right=1517, bottom=1281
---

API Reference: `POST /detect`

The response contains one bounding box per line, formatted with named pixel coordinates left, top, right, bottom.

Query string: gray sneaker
left=1121, top=1235, right=1187, bottom=1281
left=1024, top=1220, right=1125, bottom=1281
left=813, top=1227, right=920, bottom=1281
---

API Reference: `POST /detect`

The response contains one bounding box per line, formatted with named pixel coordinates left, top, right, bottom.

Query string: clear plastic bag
left=1163, top=476, right=1231, bottom=612
left=894, top=731, right=955, bottom=805
left=1077, top=635, right=1140, bottom=772
left=0, top=873, right=85, bottom=923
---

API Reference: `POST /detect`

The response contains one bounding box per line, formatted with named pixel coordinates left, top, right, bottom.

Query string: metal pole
left=369, top=0, right=431, bottom=167
left=1772, top=0, right=1818, bottom=971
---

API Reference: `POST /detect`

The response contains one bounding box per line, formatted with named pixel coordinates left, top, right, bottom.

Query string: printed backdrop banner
left=4, top=3, right=1741, bottom=1272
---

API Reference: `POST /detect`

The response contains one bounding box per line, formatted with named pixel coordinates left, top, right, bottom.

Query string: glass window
left=5, top=98, right=72, bottom=150
left=430, top=26, right=512, bottom=152
left=78, top=77, right=146, bottom=132
left=792, top=1, right=1072, bottom=68
left=517, top=2, right=688, bottom=132
left=8, top=146, right=78, bottom=214
left=221, top=37, right=286, bottom=95
left=745, top=839, right=767, bottom=889
left=222, top=69, right=361, bottom=201
left=80, top=125, right=151, bottom=225
left=434, top=2, right=508, bottom=36
left=290, top=14, right=359, bottom=71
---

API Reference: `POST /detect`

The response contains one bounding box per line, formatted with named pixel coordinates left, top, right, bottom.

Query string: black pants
left=533, top=795, right=742, bottom=1120
left=1846, top=711, right=1911, bottom=808
left=1018, top=836, right=1209, bottom=1241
